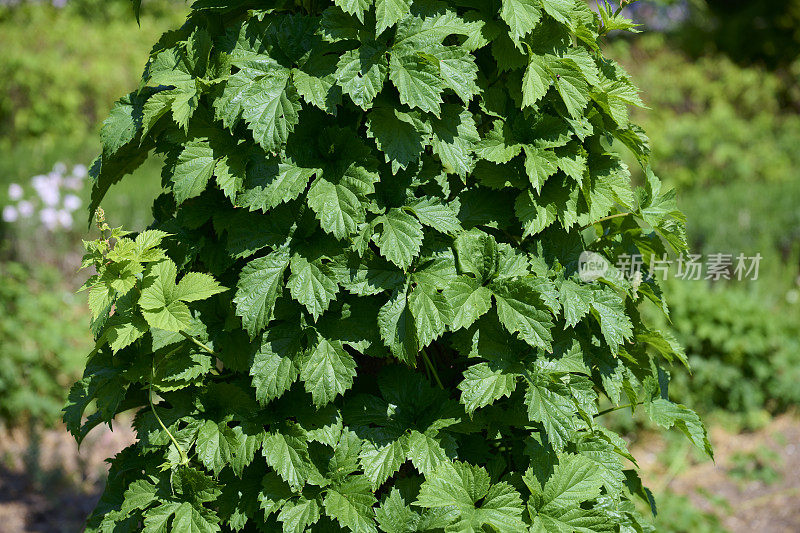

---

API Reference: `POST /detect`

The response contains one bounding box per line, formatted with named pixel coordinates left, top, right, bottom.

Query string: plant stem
left=179, top=331, right=216, bottom=356
left=594, top=401, right=643, bottom=418
left=581, top=212, right=632, bottom=230
left=148, top=387, right=189, bottom=466
left=421, top=349, right=444, bottom=389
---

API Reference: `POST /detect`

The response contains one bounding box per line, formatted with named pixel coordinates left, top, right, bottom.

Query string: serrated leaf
left=300, top=338, right=357, bottom=407
left=406, top=197, right=462, bottom=235
left=443, top=276, right=492, bottom=331
left=378, top=287, right=419, bottom=365
left=408, top=283, right=451, bottom=348
left=492, top=277, right=554, bottom=351
left=376, top=208, right=424, bottom=270
left=234, top=250, right=290, bottom=338
left=389, top=53, right=444, bottom=116
left=367, top=107, right=427, bottom=172
left=430, top=104, right=479, bottom=177
left=251, top=323, right=302, bottom=405
left=172, top=140, right=216, bottom=205
left=500, top=0, right=543, bottom=45
left=337, top=44, right=389, bottom=109
left=307, top=177, right=365, bottom=239
left=522, top=54, right=551, bottom=108
left=323, top=478, right=378, bottom=533
left=459, top=363, right=518, bottom=413
left=360, top=436, right=408, bottom=489
left=376, top=0, right=412, bottom=36
left=287, top=254, right=339, bottom=321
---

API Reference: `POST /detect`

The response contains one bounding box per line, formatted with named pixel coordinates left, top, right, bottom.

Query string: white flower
left=47, top=171, right=63, bottom=186
left=40, top=207, right=58, bottom=230
left=17, top=200, right=34, bottom=218
left=2, top=205, right=18, bottom=222
left=57, top=209, right=74, bottom=230
left=8, top=183, right=23, bottom=201
left=72, top=163, right=88, bottom=179
left=64, top=177, right=83, bottom=190
left=63, top=194, right=82, bottom=212
left=34, top=175, right=60, bottom=207
left=53, top=162, right=68, bottom=175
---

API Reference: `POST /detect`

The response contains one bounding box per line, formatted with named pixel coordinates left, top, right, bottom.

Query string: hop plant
left=66, top=1, right=711, bottom=531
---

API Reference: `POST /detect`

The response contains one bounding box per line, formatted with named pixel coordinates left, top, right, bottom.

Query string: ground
left=0, top=415, right=798, bottom=532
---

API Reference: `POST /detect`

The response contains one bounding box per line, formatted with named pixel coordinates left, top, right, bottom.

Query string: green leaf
left=522, top=54, right=551, bottom=108
left=217, top=61, right=301, bottom=151
left=287, top=254, right=339, bottom=321
left=237, top=158, right=319, bottom=212
left=415, top=462, right=526, bottom=531
left=406, top=197, right=462, bottom=236
left=443, top=276, right=492, bottom=331
left=541, top=0, right=574, bottom=26
left=262, top=431, right=312, bottom=490
left=172, top=502, right=220, bottom=533
left=524, top=377, right=581, bottom=450
left=175, top=272, right=226, bottom=302
left=375, top=490, right=421, bottom=533
left=196, top=420, right=241, bottom=476
left=360, top=436, right=408, bottom=489
left=542, top=454, right=604, bottom=511
left=334, top=0, right=371, bottom=22
left=408, top=283, right=451, bottom=348
left=378, top=286, right=420, bottom=366
left=459, top=363, right=518, bottom=413
left=475, top=121, right=522, bottom=164
left=376, top=0, right=412, bottom=36
left=376, top=208, right=424, bottom=270
left=590, top=288, right=633, bottom=353
left=406, top=431, right=450, bottom=474
left=367, top=107, right=427, bottom=172
left=293, top=52, right=342, bottom=114
left=549, top=58, right=590, bottom=119
left=493, top=277, right=554, bottom=350
left=172, top=139, right=216, bottom=205
left=233, top=250, right=290, bottom=338
left=500, top=0, right=543, bottom=45
left=389, top=53, right=444, bottom=116
left=300, top=338, right=357, bottom=407
left=251, top=323, right=302, bottom=405
left=430, top=104, right=479, bottom=177
left=307, top=177, right=365, bottom=239
left=337, top=44, right=389, bottom=110
left=454, top=229, right=499, bottom=282
left=559, top=280, right=592, bottom=328
left=278, top=498, right=321, bottom=533
left=647, top=399, right=713, bottom=459
left=323, top=478, right=378, bottom=533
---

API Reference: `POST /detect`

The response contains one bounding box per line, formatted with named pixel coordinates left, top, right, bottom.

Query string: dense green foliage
left=61, top=1, right=715, bottom=531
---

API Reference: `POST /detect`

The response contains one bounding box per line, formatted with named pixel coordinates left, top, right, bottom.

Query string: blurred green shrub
left=609, top=34, right=800, bottom=189
left=659, top=280, right=800, bottom=419
left=0, top=262, right=90, bottom=426
left=681, top=0, right=800, bottom=69
left=0, top=0, right=186, bottom=144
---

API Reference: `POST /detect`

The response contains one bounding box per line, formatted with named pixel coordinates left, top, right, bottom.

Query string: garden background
left=0, top=0, right=799, bottom=531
